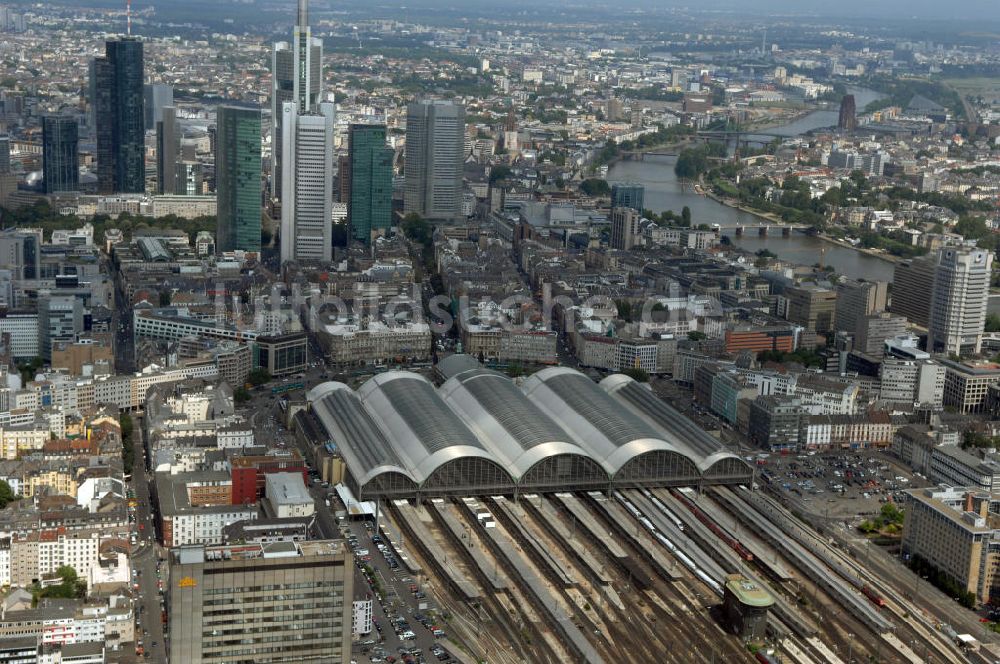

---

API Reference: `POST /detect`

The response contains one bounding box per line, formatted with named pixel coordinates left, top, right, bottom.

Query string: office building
left=610, top=207, right=640, bottom=250
left=837, top=94, right=856, bottom=132
left=215, top=106, right=262, bottom=253
left=834, top=279, right=887, bottom=334
left=347, top=124, right=393, bottom=244
left=611, top=183, right=645, bottom=212
left=929, top=247, right=993, bottom=356
left=92, top=38, right=144, bottom=194
left=891, top=256, right=936, bottom=328
left=854, top=312, right=908, bottom=357
left=879, top=357, right=945, bottom=406
left=271, top=0, right=323, bottom=203
left=784, top=285, right=837, bottom=334
left=39, top=293, right=83, bottom=361
left=902, top=486, right=1000, bottom=605
left=747, top=395, right=805, bottom=452
left=41, top=116, right=78, bottom=194
left=0, top=135, right=10, bottom=173
left=144, top=82, right=174, bottom=131
left=168, top=540, right=353, bottom=664
left=157, top=106, right=180, bottom=195
left=404, top=100, right=465, bottom=220
left=941, top=358, right=1000, bottom=414
left=280, top=102, right=334, bottom=263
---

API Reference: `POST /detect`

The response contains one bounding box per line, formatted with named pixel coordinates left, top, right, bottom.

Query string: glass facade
left=42, top=116, right=78, bottom=194
left=216, top=106, right=262, bottom=253
left=347, top=124, right=393, bottom=244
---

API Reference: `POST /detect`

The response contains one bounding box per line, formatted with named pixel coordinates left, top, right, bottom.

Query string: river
left=606, top=88, right=895, bottom=282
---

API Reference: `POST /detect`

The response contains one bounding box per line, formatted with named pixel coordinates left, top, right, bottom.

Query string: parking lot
left=755, top=449, right=931, bottom=520
left=342, top=520, right=455, bottom=664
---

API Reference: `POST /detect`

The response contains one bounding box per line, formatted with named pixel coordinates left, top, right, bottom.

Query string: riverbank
left=705, top=189, right=901, bottom=264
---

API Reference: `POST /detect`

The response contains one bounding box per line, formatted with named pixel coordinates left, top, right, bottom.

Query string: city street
left=129, top=417, right=166, bottom=663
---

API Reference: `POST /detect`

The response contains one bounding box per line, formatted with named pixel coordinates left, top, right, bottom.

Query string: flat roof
left=725, top=575, right=774, bottom=608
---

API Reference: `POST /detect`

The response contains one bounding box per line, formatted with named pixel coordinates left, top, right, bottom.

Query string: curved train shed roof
left=440, top=367, right=607, bottom=482
left=307, top=366, right=751, bottom=497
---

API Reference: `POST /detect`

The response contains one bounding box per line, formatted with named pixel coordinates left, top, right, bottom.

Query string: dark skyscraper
left=156, top=106, right=179, bottom=195
left=216, top=106, right=262, bottom=253
left=92, top=38, right=145, bottom=193
left=347, top=124, right=393, bottom=244
left=838, top=94, right=857, bottom=132
left=42, top=116, right=79, bottom=193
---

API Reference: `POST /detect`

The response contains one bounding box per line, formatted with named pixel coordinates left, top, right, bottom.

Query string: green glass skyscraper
left=216, top=106, right=262, bottom=253
left=347, top=124, right=393, bottom=244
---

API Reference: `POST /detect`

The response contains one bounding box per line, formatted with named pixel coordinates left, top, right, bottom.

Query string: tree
left=681, top=206, right=692, bottom=226
left=234, top=387, right=251, bottom=403
left=0, top=480, right=16, bottom=509
left=987, top=314, right=1000, bottom=333
left=622, top=367, right=649, bottom=382
left=580, top=178, right=611, bottom=197
left=158, top=290, right=172, bottom=307
left=247, top=369, right=271, bottom=387
left=688, top=331, right=708, bottom=341
left=119, top=413, right=134, bottom=472
left=488, top=165, right=512, bottom=183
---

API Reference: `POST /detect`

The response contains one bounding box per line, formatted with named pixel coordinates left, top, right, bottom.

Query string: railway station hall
left=306, top=356, right=753, bottom=500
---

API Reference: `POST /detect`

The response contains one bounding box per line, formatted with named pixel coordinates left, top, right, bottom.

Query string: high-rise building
left=611, top=182, right=645, bottom=212
left=280, top=101, right=334, bottom=263
left=144, top=83, right=174, bottom=131
left=92, top=38, right=145, bottom=194
left=834, top=279, right=888, bottom=334
left=404, top=100, right=465, bottom=221
left=929, top=247, right=993, bottom=356
left=156, top=106, right=180, bottom=195
left=784, top=285, right=837, bottom=334
left=38, top=293, right=83, bottom=361
left=347, top=124, right=393, bottom=244
left=838, top=94, right=857, bottom=132
left=854, top=312, right=908, bottom=357
left=41, top=116, right=78, bottom=194
left=168, top=540, right=353, bottom=664
left=0, top=135, right=10, bottom=173
left=610, top=207, right=640, bottom=250
left=891, top=256, right=936, bottom=328
left=270, top=0, right=323, bottom=203
left=215, top=106, right=262, bottom=253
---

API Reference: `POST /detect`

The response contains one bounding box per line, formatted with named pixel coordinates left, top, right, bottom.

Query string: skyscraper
left=271, top=0, right=323, bottom=203
left=41, top=116, right=78, bottom=194
left=0, top=135, right=11, bottom=173
left=891, top=256, right=936, bottom=328
left=834, top=279, right=888, bottom=334
left=404, top=100, right=465, bottom=221
left=280, top=101, right=334, bottom=263
left=611, top=182, right=645, bottom=212
left=156, top=106, right=179, bottom=195
left=92, top=38, right=145, bottom=193
left=144, top=83, right=174, bottom=131
left=928, top=247, right=993, bottom=356
left=610, top=207, right=640, bottom=250
left=348, top=124, right=393, bottom=244
left=216, top=106, right=262, bottom=253
left=838, top=94, right=857, bottom=132
left=168, top=541, right=354, bottom=664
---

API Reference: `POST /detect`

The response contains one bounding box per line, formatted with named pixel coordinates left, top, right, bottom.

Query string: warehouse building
left=307, top=363, right=752, bottom=499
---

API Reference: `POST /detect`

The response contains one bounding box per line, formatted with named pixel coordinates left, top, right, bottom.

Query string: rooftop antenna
left=126, top=0, right=131, bottom=36
left=761, top=28, right=766, bottom=55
